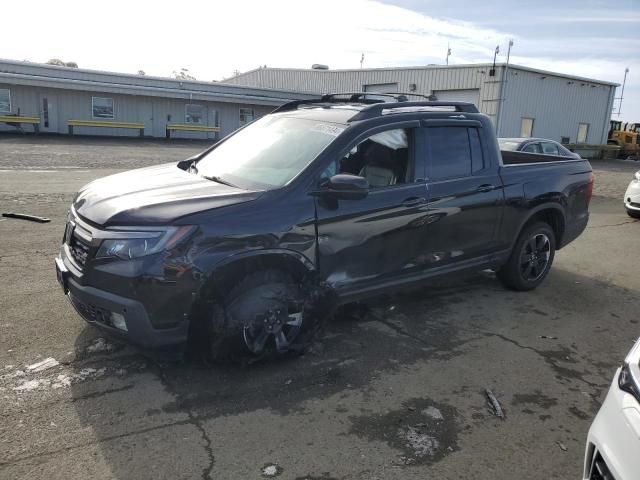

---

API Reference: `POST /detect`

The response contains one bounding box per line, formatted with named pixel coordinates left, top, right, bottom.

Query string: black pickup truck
left=55, top=95, right=594, bottom=361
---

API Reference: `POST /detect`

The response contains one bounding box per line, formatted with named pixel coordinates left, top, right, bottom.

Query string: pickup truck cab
left=55, top=94, right=594, bottom=361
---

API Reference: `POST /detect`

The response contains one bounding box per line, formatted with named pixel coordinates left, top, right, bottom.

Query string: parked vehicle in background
left=624, top=170, right=640, bottom=218
left=499, top=137, right=581, bottom=158
left=584, top=337, right=640, bottom=480
left=55, top=94, right=594, bottom=362
left=608, top=120, right=640, bottom=160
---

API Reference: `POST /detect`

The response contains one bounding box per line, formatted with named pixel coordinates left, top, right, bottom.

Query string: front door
left=315, top=124, right=431, bottom=294
left=420, top=121, right=504, bottom=268
left=39, top=94, right=58, bottom=133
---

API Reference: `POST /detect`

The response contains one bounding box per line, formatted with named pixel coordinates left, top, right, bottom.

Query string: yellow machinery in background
left=609, top=120, right=640, bottom=160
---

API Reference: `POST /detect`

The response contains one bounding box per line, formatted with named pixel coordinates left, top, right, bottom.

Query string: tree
left=46, top=59, right=78, bottom=68
left=137, top=70, right=146, bottom=76
left=172, top=68, right=196, bottom=80
left=46, top=58, right=65, bottom=66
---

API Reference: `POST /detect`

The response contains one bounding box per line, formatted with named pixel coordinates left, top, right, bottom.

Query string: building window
left=520, top=117, right=534, bottom=137
left=561, top=136, right=570, bottom=144
left=185, top=104, right=204, bottom=124
left=577, top=123, right=589, bottom=143
left=0, top=89, right=10, bottom=113
left=239, top=108, right=255, bottom=126
left=92, top=97, right=114, bottom=119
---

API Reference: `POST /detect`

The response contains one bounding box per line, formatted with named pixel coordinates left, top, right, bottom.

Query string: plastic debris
left=539, top=335, right=558, bottom=340
left=26, top=358, right=59, bottom=372
left=485, top=389, right=504, bottom=419
left=557, top=441, right=568, bottom=451
left=2, top=212, right=51, bottom=223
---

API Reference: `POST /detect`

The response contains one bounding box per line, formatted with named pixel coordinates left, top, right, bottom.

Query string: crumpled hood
left=73, top=163, right=261, bottom=226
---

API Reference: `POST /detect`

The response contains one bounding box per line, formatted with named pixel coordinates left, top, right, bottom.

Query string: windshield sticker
left=312, top=124, right=345, bottom=137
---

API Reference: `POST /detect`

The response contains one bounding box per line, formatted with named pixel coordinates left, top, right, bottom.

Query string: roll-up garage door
left=432, top=89, right=480, bottom=106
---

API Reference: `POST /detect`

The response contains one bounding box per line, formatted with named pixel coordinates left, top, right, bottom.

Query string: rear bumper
left=56, top=256, right=189, bottom=348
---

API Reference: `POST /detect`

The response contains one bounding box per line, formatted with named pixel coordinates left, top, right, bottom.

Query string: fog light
left=111, top=312, right=128, bottom=331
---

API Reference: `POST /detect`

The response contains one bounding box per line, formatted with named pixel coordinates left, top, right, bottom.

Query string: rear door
left=420, top=120, right=505, bottom=267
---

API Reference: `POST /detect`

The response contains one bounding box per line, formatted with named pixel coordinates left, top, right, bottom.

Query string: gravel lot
left=1, top=134, right=638, bottom=480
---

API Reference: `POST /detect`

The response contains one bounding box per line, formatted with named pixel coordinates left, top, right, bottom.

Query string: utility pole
left=617, top=67, right=629, bottom=117
left=446, top=44, right=451, bottom=65
left=495, top=39, right=514, bottom=137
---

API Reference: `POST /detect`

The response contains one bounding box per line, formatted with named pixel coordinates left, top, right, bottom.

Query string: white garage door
left=432, top=89, right=480, bottom=106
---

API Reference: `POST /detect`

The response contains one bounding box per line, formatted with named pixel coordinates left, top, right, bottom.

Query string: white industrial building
left=0, top=59, right=313, bottom=139
left=223, top=64, right=618, bottom=144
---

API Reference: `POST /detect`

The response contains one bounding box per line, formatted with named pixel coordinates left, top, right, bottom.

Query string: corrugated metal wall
left=224, top=66, right=503, bottom=124
left=499, top=68, right=615, bottom=144
left=0, top=82, right=277, bottom=139
left=225, top=66, right=615, bottom=142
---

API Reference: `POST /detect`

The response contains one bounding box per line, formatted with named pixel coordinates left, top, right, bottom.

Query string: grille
left=68, top=291, right=111, bottom=325
left=69, top=234, right=91, bottom=267
left=630, top=201, right=640, bottom=208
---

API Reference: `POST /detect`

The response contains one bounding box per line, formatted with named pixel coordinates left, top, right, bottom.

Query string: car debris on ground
left=2, top=212, right=51, bottom=223
left=485, top=389, right=505, bottom=419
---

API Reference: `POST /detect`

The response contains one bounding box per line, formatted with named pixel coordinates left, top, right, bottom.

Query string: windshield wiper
left=201, top=175, right=239, bottom=188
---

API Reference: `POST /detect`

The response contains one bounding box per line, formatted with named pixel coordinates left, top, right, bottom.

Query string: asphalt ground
left=0, top=134, right=639, bottom=480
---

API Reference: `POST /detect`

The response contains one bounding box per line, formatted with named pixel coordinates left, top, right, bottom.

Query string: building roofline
left=0, top=58, right=315, bottom=97
left=229, top=63, right=619, bottom=87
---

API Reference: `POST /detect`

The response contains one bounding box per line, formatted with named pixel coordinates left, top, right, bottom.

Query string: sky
left=3, top=0, right=639, bottom=120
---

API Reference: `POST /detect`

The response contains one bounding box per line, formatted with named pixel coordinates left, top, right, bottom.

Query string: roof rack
left=382, top=92, right=439, bottom=101
left=272, top=93, right=479, bottom=120
left=272, top=91, right=413, bottom=114
left=348, top=101, right=479, bottom=122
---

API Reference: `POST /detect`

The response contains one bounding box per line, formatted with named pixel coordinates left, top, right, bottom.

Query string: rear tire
left=626, top=208, right=640, bottom=219
left=208, top=270, right=329, bottom=363
left=497, top=222, right=556, bottom=291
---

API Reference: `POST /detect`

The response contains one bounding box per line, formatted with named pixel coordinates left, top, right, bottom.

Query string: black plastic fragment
left=2, top=212, right=51, bottom=223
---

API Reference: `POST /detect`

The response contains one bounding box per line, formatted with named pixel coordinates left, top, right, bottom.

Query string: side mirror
left=311, top=174, right=369, bottom=200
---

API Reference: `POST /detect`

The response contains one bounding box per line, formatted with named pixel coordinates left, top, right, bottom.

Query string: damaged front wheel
left=208, top=270, right=327, bottom=363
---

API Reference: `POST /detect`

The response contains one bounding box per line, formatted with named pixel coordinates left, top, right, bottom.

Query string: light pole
left=495, top=39, right=514, bottom=137
left=446, top=44, right=451, bottom=65
left=617, top=67, right=629, bottom=117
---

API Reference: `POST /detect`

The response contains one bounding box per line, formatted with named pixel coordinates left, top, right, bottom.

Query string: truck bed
left=500, top=150, right=579, bottom=165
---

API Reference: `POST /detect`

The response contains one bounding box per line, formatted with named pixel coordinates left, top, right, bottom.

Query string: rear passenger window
left=427, top=127, right=482, bottom=180
left=523, top=143, right=541, bottom=154
left=541, top=142, right=559, bottom=155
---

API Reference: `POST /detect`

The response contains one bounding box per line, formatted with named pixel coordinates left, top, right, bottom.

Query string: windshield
left=195, top=115, right=345, bottom=189
left=498, top=139, right=521, bottom=151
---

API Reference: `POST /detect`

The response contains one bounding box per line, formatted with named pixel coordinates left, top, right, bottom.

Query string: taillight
left=586, top=172, right=595, bottom=205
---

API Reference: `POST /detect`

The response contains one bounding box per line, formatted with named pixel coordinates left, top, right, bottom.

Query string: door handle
left=402, top=197, right=426, bottom=207
left=476, top=184, right=495, bottom=193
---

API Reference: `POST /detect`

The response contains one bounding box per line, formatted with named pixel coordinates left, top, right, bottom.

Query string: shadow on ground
left=66, top=268, right=640, bottom=479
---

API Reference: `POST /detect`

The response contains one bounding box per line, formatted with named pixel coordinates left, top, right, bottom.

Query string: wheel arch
left=198, top=249, right=317, bottom=303
left=514, top=204, right=566, bottom=250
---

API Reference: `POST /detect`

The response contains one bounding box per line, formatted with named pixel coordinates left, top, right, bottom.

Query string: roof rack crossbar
left=348, top=101, right=479, bottom=122
left=272, top=93, right=387, bottom=114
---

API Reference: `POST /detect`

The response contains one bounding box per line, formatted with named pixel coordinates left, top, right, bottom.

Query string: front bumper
left=624, top=180, right=640, bottom=211
left=56, top=255, right=189, bottom=348
left=584, top=370, right=640, bottom=480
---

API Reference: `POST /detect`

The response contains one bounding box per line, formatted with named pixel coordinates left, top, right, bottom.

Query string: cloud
left=2, top=0, right=638, bottom=119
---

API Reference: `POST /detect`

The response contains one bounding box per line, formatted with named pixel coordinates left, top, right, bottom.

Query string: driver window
left=322, top=128, right=411, bottom=189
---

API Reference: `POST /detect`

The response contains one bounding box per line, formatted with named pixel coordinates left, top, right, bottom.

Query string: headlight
left=634, top=171, right=640, bottom=181
left=619, top=337, right=640, bottom=403
left=95, top=226, right=195, bottom=260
